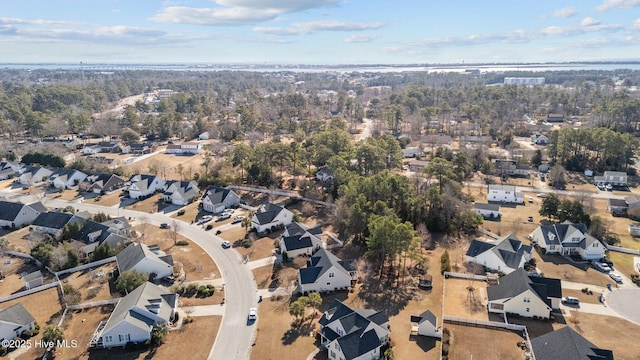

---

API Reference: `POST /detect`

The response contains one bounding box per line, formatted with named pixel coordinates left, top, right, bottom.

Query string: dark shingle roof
left=410, top=309, right=437, bottom=326
left=531, top=326, right=614, bottom=360
left=299, top=249, right=353, bottom=285
left=474, top=203, right=500, bottom=211
left=0, top=201, right=28, bottom=222
left=32, top=212, right=74, bottom=230
left=27, top=202, right=47, bottom=213
left=487, top=269, right=559, bottom=307
left=466, top=239, right=495, bottom=257
left=116, top=243, right=173, bottom=274
left=282, top=235, right=313, bottom=251
left=0, top=304, right=35, bottom=326
left=254, top=203, right=286, bottom=225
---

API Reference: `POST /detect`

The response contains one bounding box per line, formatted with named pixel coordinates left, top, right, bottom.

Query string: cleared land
left=443, top=278, right=489, bottom=320
left=444, top=324, right=527, bottom=360
left=59, top=262, right=117, bottom=303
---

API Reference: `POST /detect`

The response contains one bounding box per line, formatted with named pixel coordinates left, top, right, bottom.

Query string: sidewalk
left=184, top=304, right=226, bottom=317
left=246, top=256, right=278, bottom=270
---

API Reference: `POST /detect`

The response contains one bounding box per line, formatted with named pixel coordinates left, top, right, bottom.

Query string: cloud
left=344, top=34, right=380, bottom=43
left=596, top=0, right=640, bottom=12
left=254, top=20, right=385, bottom=35
left=581, top=17, right=601, bottom=27
left=632, top=18, right=640, bottom=29
left=151, top=0, right=340, bottom=26
left=0, top=17, right=83, bottom=26
left=552, top=7, right=578, bottom=18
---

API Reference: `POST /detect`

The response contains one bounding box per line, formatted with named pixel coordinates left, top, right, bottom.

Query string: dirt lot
left=443, top=278, right=489, bottom=320
left=59, top=263, right=117, bottom=303
left=0, top=256, right=49, bottom=297
left=444, top=324, right=527, bottom=360
left=122, top=152, right=208, bottom=179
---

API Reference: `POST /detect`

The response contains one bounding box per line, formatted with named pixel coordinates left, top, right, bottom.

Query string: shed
left=23, top=270, right=43, bottom=290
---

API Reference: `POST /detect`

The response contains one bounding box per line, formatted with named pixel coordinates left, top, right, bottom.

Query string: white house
left=584, top=169, right=593, bottom=177
left=0, top=201, right=44, bottom=229
left=487, top=269, right=562, bottom=319
left=530, top=133, right=549, bottom=145
left=0, top=162, right=23, bottom=180
left=116, top=243, right=174, bottom=279
left=487, top=184, right=524, bottom=204
left=529, top=221, right=606, bottom=260
left=410, top=310, right=441, bottom=338
left=92, top=282, right=178, bottom=348
left=48, top=168, right=87, bottom=189
left=164, top=141, right=203, bottom=155
left=201, top=186, right=241, bottom=213
left=162, top=180, right=199, bottom=206
left=594, top=171, right=627, bottom=187
left=251, top=202, right=294, bottom=233
left=280, top=222, right=323, bottom=258
left=473, top=203, right=500, bottom=220
left=465, top=234, right=532, bottom=274
left=18, top=166, right=53, bottom=186
left=84, top=173, right=126, bottom=194
left=198, top=132, right=209, bottom=140
left=128, top=174, right=165, bottom=199
left=319, top=299, right=389, bottom=360
left=0, top=304, right=36, bottom=342
left=298, top=249, right=355, bottom=294
left=83, top=144, right=102, bottom=155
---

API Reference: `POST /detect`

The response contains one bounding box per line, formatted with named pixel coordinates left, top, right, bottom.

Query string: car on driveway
left=221, top=241, right=231, bottom=249
left=609, top=272, right=623, bottom=283
left=232, top=215, right=245, bottom=224
left=199, top=215, right=213, bottom=224
left=561, top=296, right=580, bottom=306
left=218, top=213, right=232, bottom=221
left=248, top=307, right=257, bottom=321
left=536, top=193, right=547, bottom=198
left=592, top=260, right=612, bottom=272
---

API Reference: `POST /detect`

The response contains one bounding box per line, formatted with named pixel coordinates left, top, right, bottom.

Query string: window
left=328, top=272, right=334, bottom=278
left=330, top=350, right=336, bottom=359
left=104, top=336, right=112, bottom=343
left=524, top=297, right=530, bottom=303
left=118, top=334, right=130, bottom=342
left=526, top=308, right=530, bottom=313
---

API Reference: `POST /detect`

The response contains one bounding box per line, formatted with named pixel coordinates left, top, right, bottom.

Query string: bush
left=186, top=284, right=198, bottom=296
left=176, top=240, right=189, bottom=246
left=216, top=230, right=222, bottom=235
left=440, top=250, right=451, bottom=274
left=206, top=224, right=213, bottom=231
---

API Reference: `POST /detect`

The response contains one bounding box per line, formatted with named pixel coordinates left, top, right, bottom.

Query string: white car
left=199, top=215, right=213, bottom=223
left=221, top=241, right=231, bottom=249
left=248, top=307, right=257, bottom=321
left=536, top=193, right=548, bottom=198
left=232, top=215, right=245, bottom=224
left=609, top=272, right=623, bottom=283
left=592, top=260, right=611, bottom=272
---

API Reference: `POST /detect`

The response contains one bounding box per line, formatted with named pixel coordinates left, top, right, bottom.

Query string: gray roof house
left=162, top=180, right=199, bottom=206
left=473, top=203, right=501, bottom=220
left=48, top=168, right=87, bottom=189
left=410, top=310, right=441, bottom=338
left=318, top=299, right=389, bottom=360
left=280, top=222, right=323, bottom=258
left=529, top=221, right=606, bottom=260
left=465, top=234, right=532, bottom=274
left=84, top=173, right=126, bottom=194
left=531, top=326, right=614, bottom=360
left=251, top=202, right=294, bottom=234
left=23, top=271, right=43, bottom=290
left=32, top=211, right=85, bottom=239
left=18, top=166, right=53, bottom=186
left=0, top=201, right=44, bottom=229
left=487, top=269, right=562, bottom=319
left=201, top=186, right=240, bottom=213
left=92, top=282, right=178, bottom=348
left=73, top=220, right=128, bottom=256
left=128, top=174, right=165, bottom=199
left=0, top=304, right=36, bottom=342
left=298, top=249, right=356, bottom=294
left=116, top=243, right=174, bottom=279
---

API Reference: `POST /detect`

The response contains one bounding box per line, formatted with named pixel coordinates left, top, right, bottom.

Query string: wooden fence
left=54, top=256, right=117, bottom=277
left=0, top=281, right=60, bottom=303
left=443, top=271, right=487, bottom=281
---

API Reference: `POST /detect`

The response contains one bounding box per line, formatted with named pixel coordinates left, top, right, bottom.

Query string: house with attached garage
left=83, top=173, right=126, bottom=194
left=465, top=234, right=532, bottom=274
left=473, top=203, right=500, bottom=220
left=319, top=299, right=389, bottom=360
left=607, top=198, right=628, bottom=216
left=48, top=168, right=87, bottom=189
left=91, top=282, right=178, bottom=348
left=116, top=243, right=174, bottom=279
left=0, top=201, right=45, bottom=229
left=201, top=186, right=241, bottom=213
left=487, top=269, right=562, bottom=319
left=280, top=222, right=324, bottom=258
left=162, top=180, right=199, bottom=206
left=0, top=162, right=23, bottom=180
left=487, top=184, right=524, bottom=204
left=298, top=248, right=356, bottom=295
left=73, top=220, right=129, bottom=257
left=18, top=166, right=53, bottom=186
left=530, top=133, right=549, bottom=145
left=0, top=304, right=36, bottom=342
left=410, top=310, right=441, bottom=338
left=31, top=211, right=87, bottom=239
left=529, top=221, right=606, bottom=260
left=594, top=171, right=627, bottom=187
left=531, top=326, right=614, bottom=360
left=128, top=174, right=165, bottom=199
left=251, top=202, right=294, bottom=234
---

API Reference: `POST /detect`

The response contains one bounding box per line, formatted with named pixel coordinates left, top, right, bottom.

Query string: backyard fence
left=0, top=281, right=60, bottom=304
left=54, top=256, right=117, bottom=277
left=605, top=244, right=640, bottom=255
left=443, top=271, right=487, bottom=281
left=227, top=185, right=336, bottom=208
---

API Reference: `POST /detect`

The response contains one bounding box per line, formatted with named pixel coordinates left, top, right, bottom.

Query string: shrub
left=206, top=224, right=213, bottom=230
left=176, top=240, right=189, bottom=246
left=216, top=230, right=222, bottom=235
left=186, top=284, right=198, bottom=296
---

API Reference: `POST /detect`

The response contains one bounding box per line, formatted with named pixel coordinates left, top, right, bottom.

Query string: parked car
left=222, top=208, right=234, bottom=216
left=527, top=216, right=534, bottom=222
left=159, top=223, right=170, bottom=229
left=592, top=260, right=612, bottom=272
left=232, top=215, right=245, bottom=224
left=199, top=215, right=213, bottom=224
left=528, top=196, right=534, bottom=203
left=221, top=241, right=231, bottom=249
left=177, top=209, right=185, bottom=216
left=536, top=193, right=547, bottom=198
left=218, top=213, right=232, bottom=221
left=561, top=296, right=580, bottom=305
left=609, top=272, right=623, bottom=283
left=248, top=307, right=257, bottom=321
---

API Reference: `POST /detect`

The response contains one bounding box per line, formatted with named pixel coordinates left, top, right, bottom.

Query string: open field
left=59, top=262, right=117, bottom=303
left=443, top=278, right=489, bottom=320
left=122, top=152, right=207, bottom=179
left=444, top=324, right=527, bottom=360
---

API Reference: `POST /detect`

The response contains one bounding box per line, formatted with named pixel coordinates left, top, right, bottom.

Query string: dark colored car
left=160, top=223, right=170, bottom=229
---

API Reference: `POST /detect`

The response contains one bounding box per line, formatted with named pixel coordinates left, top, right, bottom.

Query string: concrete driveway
left=605, top=288, right=640, bottom=326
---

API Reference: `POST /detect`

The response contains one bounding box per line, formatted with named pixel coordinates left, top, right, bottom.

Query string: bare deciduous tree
left=171, top=220, right=181, bottom=245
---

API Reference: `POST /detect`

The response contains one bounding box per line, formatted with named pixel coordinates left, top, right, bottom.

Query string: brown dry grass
left=55, top=305, right=114, bottom=360
left=92, top=190, right=124, bottom=207
left=561, top=289, right=602, bottom=304
left=562, top=312, right=640, bottom=360
left=169, top=201, right=200, bottom=222
left=124, top=193, right=163, bottom=213
left=178, top=289, right=224, bottom=307
left=0, top=256, right=45, bottom=296
left=533, top=248, right=610, bottom=287
left=3, top=227, right=39, bottom=253
left=59, top=263, right=117, bottom=303
left=218, top=226, right=246, bottom=243
left=253, top=264, right=274, bottom=290
left=122, top=152, right=207, bottom=179
left=1, top=287, right=63, bottom=327
left=443, top=278, right=489, bottom=320
left=238, top=235, right=278, bottom=261
left=445, top=324, right=527, bottom=360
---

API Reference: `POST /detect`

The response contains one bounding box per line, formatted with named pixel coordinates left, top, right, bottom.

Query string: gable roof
left=284, top=222, right=322, bottom=238
left=23, top=271, right=43, bottom=283
left=116, top=243, right=173, bottom=274
left=474, top=203, right=500, bottom=211
left=299, top=249, right=354, bottom=285
left=466, top=234, right=532, bottom=270
left=203, top=185, right=237, bottom=204
left=536, top=222, right=600, bottom=250
left=487, top=269, right=560, bottom=307
left=410, top=309, right=437, bottom=326
left=0, top=201, right=30, bottom=222
left=531, top=326, right=614, bottom=360
left=253, top=203, right=288, bottom=225
left=0, top=303, right=35, bottom=326
left=32, top=211, right=75, bottom=230
left=27, top=202, right=47, bottom=213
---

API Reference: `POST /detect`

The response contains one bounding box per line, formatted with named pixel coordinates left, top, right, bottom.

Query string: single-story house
left=48, top=168, right=87, bottom=189
left=298, top=249, right=356, bottom=294
left=162, top=180, right=199, bottom=206
left=487, top=269, right=562, bottom=319
left=465, top=234, right=532, bottom=274
left=410, top=310, right=441, bottom=338
left=32, top=211, right=85, bottom=239
left=409, top=159, right=430, bottom=173
left=493, top=159, right=529, bottom=177
left=251, top=203, right=294, bottom=234
left=625, top=194, right=640, bottom=210
left=84, top=173, right=126, bottom=194
left=280, top=222, right=323, bottom=258
left=23, top=271, right=43, bottom=290
left=546, top=113, right=564, bottom=122
left=18, top=166, right=53, bottom=186
left=538, top=164, right=550, bottom=173
left=0, top=201, right=44, bottom=229
left=116, top=243, right=174, bottom=279
left=529, top=221, right=606, bottom=260
left=74, top=220, right=128, bottom=256
left=92, top=282, right=178, bottom=348
left=129, top=143, right=151, bottom=155
left=0, top=304, right=36, bottom=342
left=531, top=326, right=614, bottom=360
left=607, top=198, right=628, bottom=216
left=201, top=186, right=241, bottom=213
left=403, top=147, right=424, bottom=158
left=594, top=171, right=627, bottom=187
left=473, top=203, right=500, bottom=220
left=128, top=174, right=165, bottom=199
left=0, top=162, right=23, bottom=180
left=487, top=184, right=524, bottom=204
left=319, top=299, right=389, bottom=360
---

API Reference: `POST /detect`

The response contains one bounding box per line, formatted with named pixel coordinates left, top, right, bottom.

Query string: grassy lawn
left=92, top=190, right=124, bottom=207
left=606, top=251, right=638, bottom=279
left=533, top=248, right=611, bottom=287
left=238, top=234, right=279, bottom=261
left=3, top=227, right=37, bottom=253
left=55, top=305, right=114, bottom=360
left=561, top=288, right=602, bottom=304
left=169, top=201, right=200, bottom=222
left=444, top=324, right=527, bottom=360
left=443, top=278, right=489, bottom=320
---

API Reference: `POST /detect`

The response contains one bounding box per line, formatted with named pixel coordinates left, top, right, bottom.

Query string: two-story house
left=165, top=141, right=203, bottom=155
left=84, top=173, right=126, bottom=194
left=487, top=184, right=524, bottom=204
left=298, top=249, right=356, bottom=294
left=280, top=222, right=323, bottom=258
left=201, top=186, right=241, bottom=213
left=594, top=171, right=627, bottom=187
left=465, top=234, right=532, bottom=274
left=128, top=174, right=165, bottom=199
left=162, top=180, right=199, bottom=206
left=529, top=221, right=606, bottom=260
left=48, top=168, right=87, bottom=189
left=251, top=203, right=294, bottom=234
left=487, top=269, right=562, bottom=319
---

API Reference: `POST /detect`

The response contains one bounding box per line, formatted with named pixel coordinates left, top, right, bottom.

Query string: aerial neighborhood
left=0, top=65, right=637, bottom=360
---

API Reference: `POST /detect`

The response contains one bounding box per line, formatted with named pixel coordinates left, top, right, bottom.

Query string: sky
left=1, top=0, right=640, bottom=64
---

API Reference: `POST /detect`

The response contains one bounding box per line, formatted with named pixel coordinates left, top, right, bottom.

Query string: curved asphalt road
left=605, top=289, right=640, bottom=326
left=2, top=193, right=257, bottom=360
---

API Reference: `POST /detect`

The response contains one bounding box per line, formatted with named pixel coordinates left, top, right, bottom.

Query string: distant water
left=2, top=62, right=640, bottom=73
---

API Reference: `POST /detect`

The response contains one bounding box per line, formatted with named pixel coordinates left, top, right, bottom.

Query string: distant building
left=504, top=77, right=545, bottom=85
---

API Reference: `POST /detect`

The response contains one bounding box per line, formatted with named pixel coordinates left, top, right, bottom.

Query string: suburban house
left=529, top=222, right=606, bottom=260
left=162, top=180, right=199, bottom=206
left=48, top=168, right=87, bottom=189
left=201, top=186, right=241, bottom=213
left=409, top=159, right=430, bottom=173
left=116, top=243, right=174, bottom=279
left=31, top=211, right=86, bottom=239
left=18, top=166, right=53, bottom=186
left=165, top=141, right=203, bottom=155
left=607, top=198, right=628, bottom=216
left=625, top=194, right=640, bottom=210
left=74, top=220, right=129, bottom=256
left=280, top=222, right=324, bottom=258
left=23, top=271, right=43, bottom=290
left=129, top=143, right=154, bottom=155
left=473, top=203, right=501, bottom=220
left=0, top=162, right=23, bottom=180
left=298, top=249, right=356, bottom=294
left=487, top=269, right=562, bottom=319
left=84, top=173, right=126, bottom=194
left=410, top=310, right=441, bottom=338
left=493, top=159, right=529, bottom=177
left=128, top=174, right=165, bottom=199
left=101, top=217, right=132, bottom=236
left=92, top=282, right=178, bottom=348
left=0, top=304, right=36, bottom=342
left=487, top=184, right=524, bottom=204
left=546, top=113, right=564, bottom=122
left=402, top=147, right=424, bottom=158
left=421, top=134, right=453, bottom=147
left=594, top=171, right=627, bottom=187
left=251, top=202, right=294, bottom=233
left=538, top=164, right=550, bottom=173
left=465, top=234, right=532, bottom=274
left=319, top=299, right=390, bottom=360
left=0, top=201, right=44, bottom=228
left=530, top=133, right=549, bottom=145
left=531, top=326, right=614, bottom=360
left=316, top=168, right=335, bottom=185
